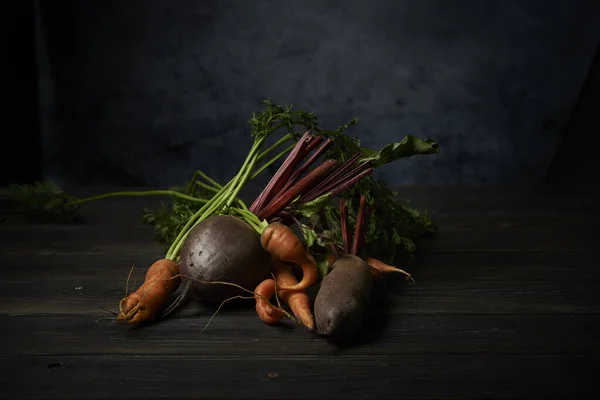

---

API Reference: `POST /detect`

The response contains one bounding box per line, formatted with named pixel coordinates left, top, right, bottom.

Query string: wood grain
left=0, top=354, right=597, bottom=399
left=1, top=186, right=599, bottom=399
left=1, top=313, right=599, bottom=356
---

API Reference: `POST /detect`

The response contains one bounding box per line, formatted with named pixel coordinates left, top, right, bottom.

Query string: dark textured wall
left=37, top=0, right=600, bottom=187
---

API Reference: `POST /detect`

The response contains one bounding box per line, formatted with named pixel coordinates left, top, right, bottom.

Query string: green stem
left=70, top=190, right=210, bottom=206
left=185, top=171, right=200, bottom=195
left=195, top=174, right=248, bottom=211
left=196, top=170, right=223, bottom=189
left=164, top=125, right=301, bottom=260
left=166, top=138, right=266, bottom=259
left=235, top=208, right=264, bottom=233
left=225, top=139, right=265, bottom=207
left=197, top=177, right=249, bottom=211
left=256, top=132, right=293, bottom=162
left=165, top=187, right=227, bottom=259
left=195, top=180, right=220, bottom=194
left=220, top=140, right=262, bottom=206
left=237, top=198, right=250, bottom=212
left=251, top=143, right=296, bottom=180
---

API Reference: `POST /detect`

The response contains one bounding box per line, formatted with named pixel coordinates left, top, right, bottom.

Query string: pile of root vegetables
left=74, top=100, right=440, bottom=341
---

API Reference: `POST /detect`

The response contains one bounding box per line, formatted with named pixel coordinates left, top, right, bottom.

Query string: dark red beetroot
left=313, top=254, right=373, bottom=337
left=313, top=195, right=375, bottom=340
left=178, top=215, right=272, bottom=305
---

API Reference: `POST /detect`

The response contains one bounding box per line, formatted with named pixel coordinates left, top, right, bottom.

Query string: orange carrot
left=117, top=259, right=180, bottom=325
left=260, top=222, right=318, bottom=291
left=328, top=254, right=335, bottom=267
left=273, top=260, right=315, bottom=329
left=254, top=278, right=285, bottom=325
left=365, top=257, right=413, bottom=281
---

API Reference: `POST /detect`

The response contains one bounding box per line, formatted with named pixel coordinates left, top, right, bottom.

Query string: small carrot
left=117, top=259, right=181, bottom=325
left=260, top=222, right=318, bottom=291
left=273, top=260, right=315, bottom=329
left=365, top=257, right=413, bottom=281
left=328, top=253, right=335, bottom=267
left=254, top=278, right=285, bottom=325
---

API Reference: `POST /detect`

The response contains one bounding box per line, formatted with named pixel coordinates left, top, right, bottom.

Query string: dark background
left=6, top=0, right=600, bottom=188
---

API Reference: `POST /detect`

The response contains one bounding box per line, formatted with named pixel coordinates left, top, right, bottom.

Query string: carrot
left=365, top=257, right=413, bottom=281
left=254, top=278, right=285, bottom=325
left=260, top=222, right=318, bottom=291
left=117, top=259, right=180, bottom=325
left=273, top=259, right=315, bottom=329
left=328, top=253, right=336, bottom=266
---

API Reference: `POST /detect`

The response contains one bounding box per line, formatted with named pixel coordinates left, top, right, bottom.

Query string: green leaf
left=359, top=135, right=440, bottom=168
left=319, top=173, right=437, bottom=265
left=300, top=224, right=319, bottom=248
left=316, top=255, right=331, bottom=280
left=292, top=193, right=332, bottom=218
left=249, top=99, right=319, bottom=140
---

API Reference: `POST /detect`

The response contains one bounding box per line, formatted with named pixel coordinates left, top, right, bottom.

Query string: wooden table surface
left=1, top=186, right=599, bottom=399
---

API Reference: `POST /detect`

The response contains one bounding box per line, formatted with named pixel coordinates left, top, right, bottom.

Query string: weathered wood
left=1, top=313, right=598, bottom=356
left=1, top=223, right=598, bottom=254
left=412, top=251, right=600, bottom=282
left=1, top=273, right=598, bottom=315
left=0, top=354, right=597, bottom=399
left=3, top=251, right=598, bottom=282
left=1, top=186, right=599, bottom=399
left=1, top=249, right=599, bottom=316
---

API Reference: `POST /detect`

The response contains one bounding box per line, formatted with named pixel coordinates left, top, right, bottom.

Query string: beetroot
left=160, top=215, right=271, bottom=315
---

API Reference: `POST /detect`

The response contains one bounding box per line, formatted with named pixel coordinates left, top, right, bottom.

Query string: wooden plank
left=1, top=273, right=598, bottom=315
left=2, top=251, right=599, bottom=282
left=1, top=251, right=598, bottom=316
left=0, top=354, right=596, bottom=399
left=411, top=251, right=600, bottom=282
left=421, top=223, right=600, bottom=252
left=1, top=223, right=598, bottom=253
left=1, top=250, right=598, bottom=315
left=1, top=313, right=598, bottom=357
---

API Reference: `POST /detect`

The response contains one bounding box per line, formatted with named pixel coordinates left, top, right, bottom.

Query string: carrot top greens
left=0, top=181, right=81, bottom=224
left=1, top=100, right=439, bottom=270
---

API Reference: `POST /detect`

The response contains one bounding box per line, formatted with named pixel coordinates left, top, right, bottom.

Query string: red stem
left=339, top=199, right=350, bottom=254
left=358, top=203, right=375, bottom=254
left=249, top=130, right=313, bottom=213
left=351, top=195, right=367, bottom=255
left=300, top=153, right=362, bottom=203
left=309, top=160, right=371, bottom=201
left=330, top=168, right=374, bottom=197
left=280, top=137, right=332, bottom=193
left=257, top=160, right=338, bottom=221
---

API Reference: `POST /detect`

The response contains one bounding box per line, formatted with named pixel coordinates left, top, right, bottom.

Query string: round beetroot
left=179, top=215, right=272, bottom=305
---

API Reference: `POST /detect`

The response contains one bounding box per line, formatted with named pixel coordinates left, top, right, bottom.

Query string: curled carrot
left=260, top=222, right=318, bottom=291
left=254, top=278, right=285, bottom=325
left=273, top=260, right=315, bottom=329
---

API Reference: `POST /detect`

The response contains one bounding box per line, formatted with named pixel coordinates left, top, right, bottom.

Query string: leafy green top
left=249, top=99, right=319, bottom=139
left=289, top=125, right=440, bottom=274
left=0, top=181, right=81, bottom=224
left=0, top=100, right=439, bottom=273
